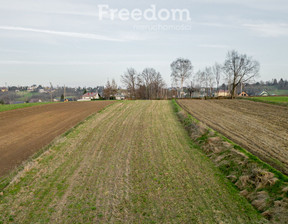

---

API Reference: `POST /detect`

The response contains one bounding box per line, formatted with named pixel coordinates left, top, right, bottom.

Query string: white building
left=77, top=92, right=101, bottom=101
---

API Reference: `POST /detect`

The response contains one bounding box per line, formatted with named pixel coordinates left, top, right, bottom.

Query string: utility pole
left=64, top=85, right=66, bottom=101
left=50, top=82, right=53, bottom=102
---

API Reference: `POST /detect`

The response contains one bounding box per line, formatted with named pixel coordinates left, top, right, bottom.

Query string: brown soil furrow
left=0, top=101, right=115, bottom=177
left=178, top=99, right=288, bottom=174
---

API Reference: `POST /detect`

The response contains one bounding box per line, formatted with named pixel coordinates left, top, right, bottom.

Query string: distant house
left=1, top=88, right=8, bottom=92
left=258, top=90, right=269, bottom=96
left=29, top=99, right=42, bottom=103
left=78, top=92, right=101, bottom=101
left=190, top=91, right=201, bottom=98
left=64, top=98, right=75, bottom=102
left=115, top=93, right=125, bottom=100
left=198, top=88, right=208, bottom=97
left=238, top=91, right=249, bottom=97
left=217, top=90, right=230, bottom=97
left=27, top=85, right=37, bottom=92
left=180, top=91, right=187, bottom=98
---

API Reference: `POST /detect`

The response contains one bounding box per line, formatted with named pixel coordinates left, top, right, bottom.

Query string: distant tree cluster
left=103, top=79, right=118, bottom=100
left=264, top=78, right=288, bottom=89
left=119, top=50, right=287, bottom=99
left=121, top=67, right=167, bottom=99
left=223, top=50, right=260, bottom=98
left=170, top=58, right=193, bottom=98
left=170, top=50, right=261, bottom=98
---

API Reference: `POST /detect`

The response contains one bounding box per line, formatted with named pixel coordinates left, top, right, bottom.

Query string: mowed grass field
left=0, top=101, right=264, bottom=223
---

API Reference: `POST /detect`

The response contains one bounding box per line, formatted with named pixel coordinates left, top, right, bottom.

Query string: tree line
left=103, top=68, right=167, bottom=100
left=114, top=50, right=262, bottom=99
left=169, top=50, right=260, bottom=98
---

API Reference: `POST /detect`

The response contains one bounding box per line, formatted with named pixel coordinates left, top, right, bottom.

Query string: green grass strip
left=0, top=102, right=55, bottom=112
left=240, top=97, right=288, bottom=106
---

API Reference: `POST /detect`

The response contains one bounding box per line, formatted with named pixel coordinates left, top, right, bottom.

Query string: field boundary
left=173, top=99, right=288, bottom=223
left=0, top=102, right=117, bottom=192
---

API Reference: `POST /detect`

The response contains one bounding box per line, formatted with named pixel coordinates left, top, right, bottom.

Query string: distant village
left=0, top=78, right=287, bottom=104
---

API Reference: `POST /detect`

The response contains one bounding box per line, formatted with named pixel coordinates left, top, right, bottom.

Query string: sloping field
left=178, top=99, right=288, bottom=174
left=0, top=101, right=264, bottom=223
left=0, top=101, right=114, bottom=176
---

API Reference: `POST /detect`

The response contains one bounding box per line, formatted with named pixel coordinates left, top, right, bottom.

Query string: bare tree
left=196, top=70, right=205, bottom=94
left=103, top=80, right=112, bottom=99
left=223, top=50, right=260, bottom=98
left=141, top=68, right=156, bottom=99
left=186, top=81, right=195, bottom=98
left=121, top=68, right=138, bottom=99
left=111, top=79, right=118, bottom=97
left=212, top=63, right=222, bottom=91
left=196, top=67, right=214, bottom=97
left=206, top=67, right=215, bottom=96
left=170, top=58, right=193, bottom=98
left=152, top=72, right=166, bottom=99
left=139, top=68, right=166, bottom=99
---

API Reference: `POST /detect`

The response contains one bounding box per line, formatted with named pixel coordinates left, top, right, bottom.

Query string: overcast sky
left=0, top=0, right=288, bottom=87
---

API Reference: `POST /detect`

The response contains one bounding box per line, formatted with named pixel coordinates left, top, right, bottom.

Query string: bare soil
left=178, top=99, right=288, bottom=174
left=0, top=101, right=114, bottom=176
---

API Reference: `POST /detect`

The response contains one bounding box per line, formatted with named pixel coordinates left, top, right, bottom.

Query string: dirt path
left=0, top=101, right=264, bottom=223
left=178, top=99, right=288, bottom=174
left=0, top=101, right=114, bottom=176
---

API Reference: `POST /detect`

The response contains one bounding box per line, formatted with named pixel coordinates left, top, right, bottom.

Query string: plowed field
left=0, top=101, right=114, bottom=176
left=178, top=99, right=288, bottom=174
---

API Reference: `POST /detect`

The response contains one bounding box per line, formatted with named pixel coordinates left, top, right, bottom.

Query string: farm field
left=178, top=99, right=288, bottom=174
left=0, top=101, right=114, bottom=177
left=247, top=96, right=288, bottom=106
left=0, top=101, right=264, bottom=223
left=0, top=102, right=53, bottom=112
